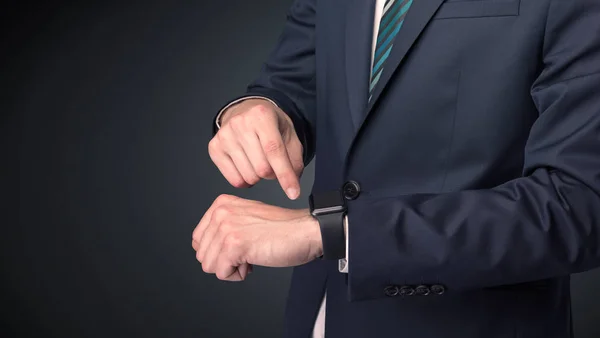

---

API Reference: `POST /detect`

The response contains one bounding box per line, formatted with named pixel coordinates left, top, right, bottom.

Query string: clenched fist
left=192, top=194, right=323, bottom=281
left=209, top=98, right=305, bottom=200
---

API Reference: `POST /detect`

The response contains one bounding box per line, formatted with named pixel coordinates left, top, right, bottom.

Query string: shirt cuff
left=338, top=214, right=349, bottom=273
left=214, top=96, right=279, bottom=129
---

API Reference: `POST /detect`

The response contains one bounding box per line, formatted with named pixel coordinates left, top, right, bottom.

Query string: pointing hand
left=209, top=99, right=304, bottom=199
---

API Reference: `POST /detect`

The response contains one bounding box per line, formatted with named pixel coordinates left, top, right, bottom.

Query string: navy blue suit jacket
left=214, top=0, right=600, bottom=337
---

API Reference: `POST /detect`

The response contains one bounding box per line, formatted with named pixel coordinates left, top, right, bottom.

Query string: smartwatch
left=309, top=190, right=347, bottom=260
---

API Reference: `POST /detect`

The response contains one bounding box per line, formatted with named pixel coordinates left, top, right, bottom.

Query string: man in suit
left=191, top=0, right=600, bottom=337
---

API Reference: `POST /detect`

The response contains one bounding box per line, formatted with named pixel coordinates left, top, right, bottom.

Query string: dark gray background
left=2, top=1, right=599, bottom=337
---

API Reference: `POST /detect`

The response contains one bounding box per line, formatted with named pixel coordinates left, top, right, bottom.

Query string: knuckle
left=228, top=114, right=245, bottom=128
left=217, top=127, right=233, bottom=143
left=215, top=194, right=235, bottom=205
left=255, top=163, right=273, bottom=178
left=201, top=262, right=212, bottom=273
left=215, top=270, right=227, bottom=280
left=292, top=160, right=305, bottom=176
left=216, top=266, right=235, bottom=281
left=212, top=205, right=231, bottom=222
left=263, top=139, right=283, bottom=154
left=245, top=174, right=260, bottom=185
left=251, top=104, right=271, bottom=116
left=198, top=252, right=206, bottom=264
left=218, top=221, right=234, bottom=235
left=241, top=111, right=256, bottom=125
left=230, top=178, right=248, bottom=188
left=240, top=169, right=259, bottom=184
left=207, top=138, right=220, bottom=154
left=251, top=105, right=277, bottom=124
left=223, top=232, right=242, bottom=250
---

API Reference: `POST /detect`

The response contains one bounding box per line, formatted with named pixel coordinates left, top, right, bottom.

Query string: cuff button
left=384, top=285, right=399, bottom=297
left=415, top=285, right=430, bottom=296
left=399, top=286, right=415, bottom=296
left=431, top=284, right=446, bottom=295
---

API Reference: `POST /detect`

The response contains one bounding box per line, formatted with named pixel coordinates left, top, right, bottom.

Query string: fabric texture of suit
left=213, top=0, right=600, bottom=337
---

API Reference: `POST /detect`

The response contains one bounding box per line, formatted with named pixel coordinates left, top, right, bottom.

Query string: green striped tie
left=369, top=0, right=414, bottom=101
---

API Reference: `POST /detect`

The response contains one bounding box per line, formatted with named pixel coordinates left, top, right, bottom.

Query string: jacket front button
left=384, top=285, right=399, bottom=297
left=343, top=180, right=361, bottom=200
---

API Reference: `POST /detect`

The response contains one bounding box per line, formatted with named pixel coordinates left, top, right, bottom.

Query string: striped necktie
left=369, top=0, right=414, bottom=101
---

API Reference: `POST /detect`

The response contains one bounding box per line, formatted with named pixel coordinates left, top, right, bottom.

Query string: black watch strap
left=316, top=211, right=346, bottom=260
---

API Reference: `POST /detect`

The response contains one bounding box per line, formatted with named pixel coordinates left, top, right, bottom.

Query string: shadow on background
left=1, top=1, right=599, bottom=337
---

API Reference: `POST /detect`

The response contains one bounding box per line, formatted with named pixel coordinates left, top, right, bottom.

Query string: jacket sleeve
left=347, top=0, right=600, bottom=301
left=211, top=0, right=317, bottom=167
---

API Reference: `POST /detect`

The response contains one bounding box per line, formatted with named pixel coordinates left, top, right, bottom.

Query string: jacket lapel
left=345, top=0, right=376, bottom=131
left=363, top=0, right=445, bottom=122
left=342, top=0, right=446, bottom=167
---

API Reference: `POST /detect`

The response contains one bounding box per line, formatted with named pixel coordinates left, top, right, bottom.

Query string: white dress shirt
left=215, top=1, right=386, bottom=337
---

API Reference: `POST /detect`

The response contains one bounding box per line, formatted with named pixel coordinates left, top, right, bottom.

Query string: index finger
left=257, top=131, right=301, bottom=200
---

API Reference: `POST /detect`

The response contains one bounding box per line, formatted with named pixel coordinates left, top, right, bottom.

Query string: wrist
left=308, top=191, right=346, bottom=260
left=303, top=214, right=323, bottom=259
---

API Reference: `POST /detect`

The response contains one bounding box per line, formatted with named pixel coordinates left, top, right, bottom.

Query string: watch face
left=310, top=190, right=345, bottom=215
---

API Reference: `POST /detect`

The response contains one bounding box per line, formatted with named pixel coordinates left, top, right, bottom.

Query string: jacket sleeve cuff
left=212, top=89, right=315, bottom=167
left=214, top=96, right=279, bottom=130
